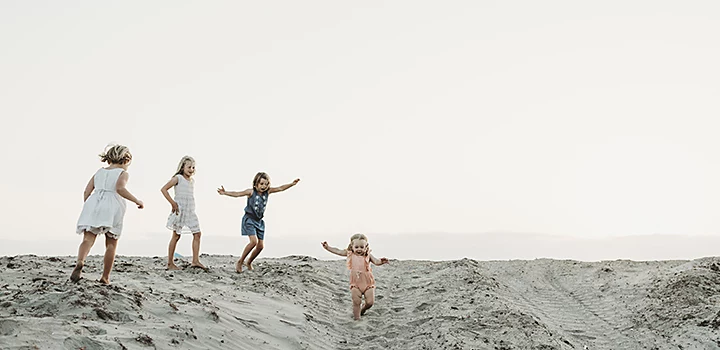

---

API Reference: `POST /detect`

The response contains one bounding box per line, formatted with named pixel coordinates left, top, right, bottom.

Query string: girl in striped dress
left=161, top=156, right=206, bottom=270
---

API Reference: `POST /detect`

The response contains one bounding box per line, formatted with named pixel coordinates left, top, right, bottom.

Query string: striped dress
left=166, top=174, right=201, bottom=234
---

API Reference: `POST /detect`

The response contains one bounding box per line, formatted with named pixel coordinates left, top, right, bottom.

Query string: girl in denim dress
left=218, top=172, right=299, bottom=272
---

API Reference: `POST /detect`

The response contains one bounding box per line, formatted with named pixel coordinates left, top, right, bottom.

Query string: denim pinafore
left=241, top=189, right=268, bottom=239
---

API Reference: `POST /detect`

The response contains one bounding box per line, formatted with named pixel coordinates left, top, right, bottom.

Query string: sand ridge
left=1, top=255, right=720, bottom=349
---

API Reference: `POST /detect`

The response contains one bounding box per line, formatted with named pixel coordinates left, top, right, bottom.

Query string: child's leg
left=191, top=232, right=206, bottom=269
left=167, top=232, right=181, bottom=270
left=351, top=288, right=363, bottom=320
left=77, top=231, right=98, bottom=264
left=71, top=231, right=98, bottom=282
left=99, top=234, right=119, bottom=285
left=245, top=239, right=264, bottom=270
left=237, top=235, right=258, bottom=273
left=360, top=288, right=375, bottom=316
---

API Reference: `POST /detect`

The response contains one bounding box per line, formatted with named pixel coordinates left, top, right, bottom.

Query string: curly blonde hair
left=346, top=233, right=370, bottom=256
left=174, top=156, right=195, bottom=176
left=99, top=144, right=132, bottom=165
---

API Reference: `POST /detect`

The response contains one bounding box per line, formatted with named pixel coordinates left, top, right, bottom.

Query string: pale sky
left=2, top=1, right=720, bottom=259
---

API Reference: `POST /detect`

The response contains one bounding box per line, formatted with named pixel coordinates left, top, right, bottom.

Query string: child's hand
left=292, top=179, right=300, bottom=185
left=136, top=200, right=144, bottom=209
left=380, top=257, right=389, bottom=265
left=321, top=241, right=329, bottom=250
left=171, top=201, right=179, bottom=214
left=217, top=186, right=226, bottom=195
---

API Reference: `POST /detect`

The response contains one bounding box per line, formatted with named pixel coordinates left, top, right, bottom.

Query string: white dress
left=76, top=168, right=127, bottom=239
left=166, top=174, right=201, bottom=234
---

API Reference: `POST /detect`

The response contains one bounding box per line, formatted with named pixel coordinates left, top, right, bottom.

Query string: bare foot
left=235, top=260, right=244, bottom=273
left=98, top=278, right=110, bottom=285
left=167, top=264, right=182, bottom=271
left=70, top=263, right=84, bottom=283
left=245, top=262, right=254, bottom=271
left=191, top=262, right=208, bottom=271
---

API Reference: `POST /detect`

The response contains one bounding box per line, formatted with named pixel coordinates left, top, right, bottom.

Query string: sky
left=1, top=1, right=720, bottom=259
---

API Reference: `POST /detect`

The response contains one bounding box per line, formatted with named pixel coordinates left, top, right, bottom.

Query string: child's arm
left=369, top=254, right=389, bottom=266
left=83, top=175, right=95, bottom=202
left=269, top=179, right=300, bottom=194
left=116, top=171, right=144, bottom=209
left=160, top=176, right=180, bottom=213
left=321, top=242, right=349, bottom=257
left=217, top=186, right=252, bottom=198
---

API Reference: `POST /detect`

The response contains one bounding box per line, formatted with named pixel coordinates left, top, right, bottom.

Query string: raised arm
left=83, top=175, right=95, bottom=202
left=269, top=178, right=300, bottom=194
left=161, top=176, right=180, bottom=213
left=116, top=171, right=144, bottom=208
left=217, top=186, right=252, bottom=198
left=369, top=254, right=389, bottom=266
left=321, top=242, right=349, bottom=257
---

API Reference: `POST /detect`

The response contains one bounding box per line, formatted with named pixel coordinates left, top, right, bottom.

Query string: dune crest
left=1, top=255, right=719, bottom=349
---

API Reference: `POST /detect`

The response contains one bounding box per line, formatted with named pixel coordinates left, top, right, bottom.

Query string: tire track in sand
left=496, top=261, right=644, bottom=350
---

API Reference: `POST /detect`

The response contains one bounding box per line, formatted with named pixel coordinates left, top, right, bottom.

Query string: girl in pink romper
left=322, top=234, right=389, bottom=320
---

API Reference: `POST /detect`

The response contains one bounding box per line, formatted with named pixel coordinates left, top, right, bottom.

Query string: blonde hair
left=347, top=233, right=370, bottom=256
left=253, top=172, right=270, bottom=192
left=174, top=156, right=195, bottom=176
left=99, top=144, right=132, bottom=164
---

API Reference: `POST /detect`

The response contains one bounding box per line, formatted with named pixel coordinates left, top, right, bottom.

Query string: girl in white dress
left=161, top=156, right=206, bottom=270
left=71, top=144, right=144, bottom=285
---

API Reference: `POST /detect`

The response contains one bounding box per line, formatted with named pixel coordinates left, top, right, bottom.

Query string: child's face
left=183, top=162, right=195, bottom=177
left=352, top=239, right=368, bottom=255
left=256, top=178, right=269, bottom=193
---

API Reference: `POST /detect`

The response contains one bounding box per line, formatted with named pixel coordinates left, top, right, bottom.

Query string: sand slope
left=1, top=255, right=720, bottom=349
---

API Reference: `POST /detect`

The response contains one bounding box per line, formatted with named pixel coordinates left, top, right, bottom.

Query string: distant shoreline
left=2, top=232, right=720, bottom=261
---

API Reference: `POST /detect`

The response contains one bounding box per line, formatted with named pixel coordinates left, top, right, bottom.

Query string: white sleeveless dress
left=76, top=168, right=127, bottom=239
left=166, top=174, right=201, bottom=234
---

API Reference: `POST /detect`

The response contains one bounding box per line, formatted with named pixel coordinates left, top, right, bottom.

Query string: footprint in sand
left=414, top=302, right=432, bottom=312
left=0, top=319, right=19, bottom=336
left=63, top=336, right=105, bottom=350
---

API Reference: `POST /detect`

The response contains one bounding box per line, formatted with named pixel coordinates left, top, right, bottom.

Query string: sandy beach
left=1, top=255, right=720, bottom=349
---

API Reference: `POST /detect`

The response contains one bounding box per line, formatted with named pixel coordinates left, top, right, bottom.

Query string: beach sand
left=1, top=255, right=720, bottom=349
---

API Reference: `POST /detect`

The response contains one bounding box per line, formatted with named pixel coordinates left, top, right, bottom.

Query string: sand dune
left=1, top=255, right=720, bottom=349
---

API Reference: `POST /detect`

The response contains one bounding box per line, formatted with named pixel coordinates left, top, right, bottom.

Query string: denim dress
left=241, top=189, right=268, bottom=240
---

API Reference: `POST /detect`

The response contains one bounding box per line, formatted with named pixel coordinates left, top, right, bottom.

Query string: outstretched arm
left=321, top=242, right=349, bottom=257
left=369, top=254, right=389, bottom=266
left=217, top=186, right=252, bottom=198
left=269, top=178, right=300, bottom=194
left=116, top=171, right=144, bottom=209
left=83, top=175, right=95, bottom=202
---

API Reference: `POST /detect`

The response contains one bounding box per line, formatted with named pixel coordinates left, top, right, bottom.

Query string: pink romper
left=347, top=253, right=375, bottom=293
